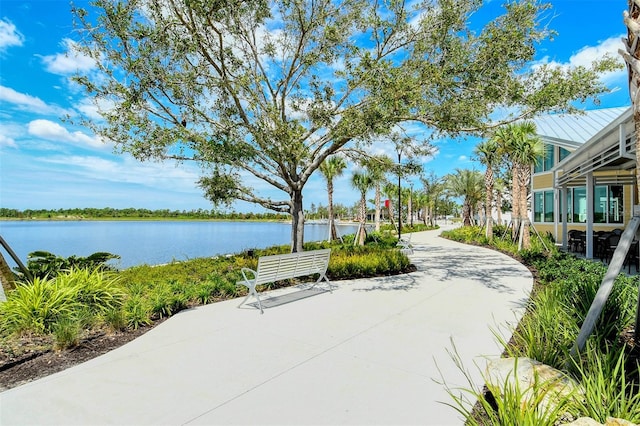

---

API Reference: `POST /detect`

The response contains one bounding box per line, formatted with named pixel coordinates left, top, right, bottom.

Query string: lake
left=0, top=221, right=360, bottom=269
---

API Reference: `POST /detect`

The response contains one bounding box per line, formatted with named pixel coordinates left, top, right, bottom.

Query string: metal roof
left=533, top=106, right=631, bottom=148
left=547, top=106, right=636, bottom=187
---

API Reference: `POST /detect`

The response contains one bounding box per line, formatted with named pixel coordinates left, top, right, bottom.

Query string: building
left=530, top=106, right=636, bottom=258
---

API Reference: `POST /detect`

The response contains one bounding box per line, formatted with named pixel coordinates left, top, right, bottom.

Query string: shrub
left=0, top=276, right=79, bottom=335
left=19, top=251, right=120, bottom=280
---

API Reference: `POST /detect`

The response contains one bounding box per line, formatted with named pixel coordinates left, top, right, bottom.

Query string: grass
left=440, top=225, right=640, bottom=424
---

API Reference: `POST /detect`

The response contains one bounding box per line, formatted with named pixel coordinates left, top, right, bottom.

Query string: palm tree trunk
left=496, top=190, right=503, bottom=225
left=327, top=181, right=337, bottom=241
left=511, top=164, right=520, bottom=240
left=485, top=170, right=494, bottom=240
left=358, top=196, right=367, bottom=245
left=463, top=199, right=472, bottom=226
left=519, top=164, right=531, bottom=249
left=374, top=184, right=381, bottom=232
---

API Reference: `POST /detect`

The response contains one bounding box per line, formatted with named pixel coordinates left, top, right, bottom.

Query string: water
left=0, top=221, right=359, bottom=269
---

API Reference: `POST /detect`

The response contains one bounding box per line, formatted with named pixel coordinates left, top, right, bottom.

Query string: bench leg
left=237, top=282, right=264, bottom=314
left=311, top=273, right=333, bottom=293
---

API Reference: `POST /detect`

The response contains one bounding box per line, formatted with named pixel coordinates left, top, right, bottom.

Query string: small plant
left=53, top=316, right=81, bottom=350
left=123, top=296, right=151, bottom=329
left=103, top=307, right=127, bottom=332
left=440, top=343, right=577, bottom=426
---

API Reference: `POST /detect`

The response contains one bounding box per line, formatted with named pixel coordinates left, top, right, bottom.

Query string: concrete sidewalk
left=0, top=226, right=533, bottom=425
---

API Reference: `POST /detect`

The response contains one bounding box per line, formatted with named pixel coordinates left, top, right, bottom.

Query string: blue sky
left=0, top=0, right=632, bottom=213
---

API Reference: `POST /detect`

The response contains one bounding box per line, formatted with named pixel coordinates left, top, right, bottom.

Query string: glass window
left=534, top=144, right=556, bottom=173
left=559, top=147, right=571, bottom=162
left=594, top=186, right=607, bottom=223
left=543, top=144, right=554, bottom=171
left=609, top=185, right=623, bottom=223
left=533, top=191, right=554, bottom=223
left=573, top=187, right=587, bottom=223
left=566, top=190, right=573, bottom=223
left=534, top=155, right=543, bottom=173
left=544, top=191, right=554, bottom=222
left=534, top=192, right=543, bottom=222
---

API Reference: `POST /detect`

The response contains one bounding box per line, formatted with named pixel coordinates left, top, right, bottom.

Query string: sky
left=0, top=0, right=633, bottom=213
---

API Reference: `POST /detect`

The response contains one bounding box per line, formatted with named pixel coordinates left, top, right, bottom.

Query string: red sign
left=384, top=199, right=390, bottom=208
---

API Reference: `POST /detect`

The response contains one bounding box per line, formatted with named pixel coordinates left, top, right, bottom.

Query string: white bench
left=237, top=248, right=332, bottom=314
left=397, top=233, right=413, bottom=255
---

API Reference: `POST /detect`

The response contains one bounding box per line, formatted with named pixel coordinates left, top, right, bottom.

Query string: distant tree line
left=0, top=208, right=288, bottom=221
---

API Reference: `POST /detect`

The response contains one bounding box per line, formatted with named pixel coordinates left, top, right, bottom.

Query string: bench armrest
left=238, top=267, right=258, bottom=287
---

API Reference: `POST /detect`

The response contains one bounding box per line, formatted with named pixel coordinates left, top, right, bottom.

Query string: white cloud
left=0, top=85, right=69, bottom=115
left=533, top=35, right=627, bottom=84
left=458, top=155, right=469, bottom=162
left=0, top=122, right=22, bottom=148
left=0, top=133, right=17, bottom=148
left=42, top=154, right=202, bottom=192
left=0, top=18, right=23, bottom=52
left=27, top=119, right=109, bottom=149
left=41, top=38, right=97, bottom=75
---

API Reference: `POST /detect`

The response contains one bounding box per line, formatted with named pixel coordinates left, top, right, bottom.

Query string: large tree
left=71, top=0, right=618, bottom=252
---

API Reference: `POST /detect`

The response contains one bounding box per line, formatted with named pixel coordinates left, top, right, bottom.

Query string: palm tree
left=474, top=139, right=501, bottom=240
left=351, top=171, right=374, bottom=245
left=445, top=169, right=484, bottom=226
left=421, top=172, right=444, bottom=227
left=319, top=155, right=347, bottom=241
left=494, top=177, right=507, bottom=226
left=493, top=122, right=543, bottom=249
left=360, top=156, right=394, bottom=232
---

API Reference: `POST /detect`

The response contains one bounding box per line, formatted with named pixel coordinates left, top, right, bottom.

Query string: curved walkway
left=0, top=225, right=532, bottom=425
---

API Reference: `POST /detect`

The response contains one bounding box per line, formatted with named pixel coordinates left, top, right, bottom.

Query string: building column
left=560, top=185, right=568, bottom=250
left=586, top=172, right=594, bottom=259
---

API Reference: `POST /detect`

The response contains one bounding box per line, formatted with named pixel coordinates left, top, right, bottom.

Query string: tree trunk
left=0, top=251, right=16, bottom=302
left=485, top=170, right=494, bottom=240
left=511, top=164, right=520, bottom=240
left=519, top=165, right=531, bottom=250
left=463, top=199, right=472, bottom=226
left=291, top=189, right=305, bottom=252
left=358, top=195, right=367, bottom=245
left=407, top=193, right=413, bottom=228
left=327, top=181, right=338, bottom=241
left=496, top=190, right=503, bottom=225
left=374, top=184, right=381, bottom=232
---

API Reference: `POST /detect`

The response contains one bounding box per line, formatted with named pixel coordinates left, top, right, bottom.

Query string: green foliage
left=567, top=342, right=640, bottom=423
left=53, top=317, right=81, bottom=350
left=0, top=276, right=79, bottom=335
left=441, top=342, right=577, bottom=426
left=501, top=288, right=577, bottom=369
left=19, top=250, right=120, bottom=280
left=440, top=227, right=640, bottom=423
left=123, top=296, right=151, bottom=330
left=0, top=268, right=124, bottom=336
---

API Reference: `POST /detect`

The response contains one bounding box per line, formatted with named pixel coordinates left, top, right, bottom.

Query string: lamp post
left=397, top=149, right=402, bottom=239
left=410, top=182, right=413, bottom=227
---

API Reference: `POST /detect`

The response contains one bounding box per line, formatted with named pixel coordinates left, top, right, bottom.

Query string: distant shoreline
left=0, top=217, right=290, bottom=223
